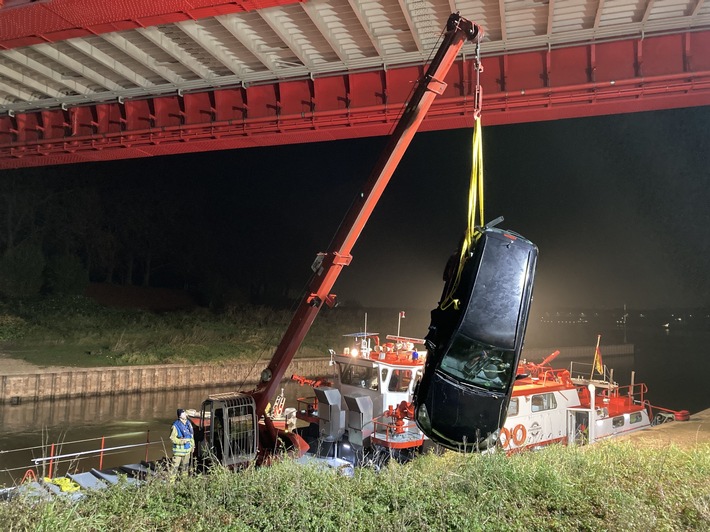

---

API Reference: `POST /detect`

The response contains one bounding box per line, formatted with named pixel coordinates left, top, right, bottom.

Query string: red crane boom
left=252, top=13, right=482, bottom=412
left=198, top=13, right=482, bottom=465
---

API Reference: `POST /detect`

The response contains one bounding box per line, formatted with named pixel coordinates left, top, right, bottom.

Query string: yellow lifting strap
left=439, top=116, right=485, bottom=311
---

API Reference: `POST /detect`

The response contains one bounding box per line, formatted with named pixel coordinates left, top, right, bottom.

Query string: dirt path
left=615, top=409, right=710, bottom=448
left=0, top=353, right=72, bottom=375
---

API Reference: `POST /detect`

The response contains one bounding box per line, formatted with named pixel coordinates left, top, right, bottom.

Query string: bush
left=44, top=254, right=89, bottom=295
left=198, top=273, right=248, bottom=310
left=0, top=313, right=28, bottom=340
left=0, top=241, right=45, bottom=298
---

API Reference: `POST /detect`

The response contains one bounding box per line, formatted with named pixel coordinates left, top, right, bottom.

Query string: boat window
left=507, top=398, right=519, bottom=417
left=380, top=368, right=389, bottom=383
left=340, top=363, right=379, bottom=390
left=612, top=416, right=625, bottom=428
left=388, top=369, right=412, bottom=393
left=531, top=393, right=557, bottom=412
left=630, top=412, right=643, bottom=424
left=438, top=336, right=514, bottom=391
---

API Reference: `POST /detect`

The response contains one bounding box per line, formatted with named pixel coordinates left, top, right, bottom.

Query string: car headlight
left=416, top=404, right=431, bottom=432
left=480, top=429, right=499, bottom=450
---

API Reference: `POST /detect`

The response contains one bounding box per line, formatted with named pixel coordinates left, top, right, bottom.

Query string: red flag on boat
left=593, top=335, right=603, bottom=374
left=399, top=311, right=406, bottom=319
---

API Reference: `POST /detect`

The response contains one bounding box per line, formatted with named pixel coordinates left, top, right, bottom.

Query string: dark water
left=524, top=322, right=709, bottom=415
left=622, top=326, right=709, bottom=414
left=1, top=323, right=707, bottom=487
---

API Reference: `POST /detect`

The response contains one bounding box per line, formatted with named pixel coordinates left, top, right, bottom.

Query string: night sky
left=209, top=103, right=710, bottom=312
left=6, top=104, right=710, bottom=312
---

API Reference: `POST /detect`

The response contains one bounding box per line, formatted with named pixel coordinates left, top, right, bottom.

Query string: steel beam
left=1, top=30, right=710, bottom=169
left=0, top=0, right=303, bottom=50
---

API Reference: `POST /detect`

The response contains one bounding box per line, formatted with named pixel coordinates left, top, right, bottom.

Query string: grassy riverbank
left=2, top=442, right=708, bottom=531
left=0, top=296, right=396, bottom=368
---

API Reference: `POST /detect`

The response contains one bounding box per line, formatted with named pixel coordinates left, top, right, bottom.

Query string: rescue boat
left=293, top=332, right=428, bottom=462
left=293, top=335, right=688, bottom=463
left=499, top=351, right=689, bottom=452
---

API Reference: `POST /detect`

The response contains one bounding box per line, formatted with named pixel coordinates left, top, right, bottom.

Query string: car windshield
left=438, top=335, right=515, bottom=391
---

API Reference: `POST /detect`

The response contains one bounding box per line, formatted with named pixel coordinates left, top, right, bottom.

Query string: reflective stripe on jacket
left=171, top=420, right=195, bottom=456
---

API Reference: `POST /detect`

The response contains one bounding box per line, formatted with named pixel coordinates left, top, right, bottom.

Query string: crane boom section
left=251, top=13, right=482, bottom=420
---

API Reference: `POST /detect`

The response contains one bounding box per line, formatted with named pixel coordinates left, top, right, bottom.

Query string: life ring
left=512, top=424, right=527, bottom=446
left=498, top=427, right=511, bottom=448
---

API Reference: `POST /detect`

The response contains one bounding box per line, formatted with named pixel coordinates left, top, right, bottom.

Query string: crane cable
left=439, top=35, right=485, bottom=312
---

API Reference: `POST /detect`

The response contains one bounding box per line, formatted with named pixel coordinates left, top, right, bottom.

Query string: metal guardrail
left=2, top=432, right=165, bottom=481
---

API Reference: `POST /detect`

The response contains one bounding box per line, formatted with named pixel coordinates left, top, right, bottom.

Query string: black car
left=414, top=225, right=538, bottom=451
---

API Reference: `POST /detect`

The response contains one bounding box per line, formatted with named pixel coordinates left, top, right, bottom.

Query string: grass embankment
left=0, top=296, right=382, bottom=368
left=2, top=443, right=708, bottom=531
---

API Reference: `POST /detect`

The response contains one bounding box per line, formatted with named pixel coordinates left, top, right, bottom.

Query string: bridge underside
left=2, top=30, right=709, bottom=170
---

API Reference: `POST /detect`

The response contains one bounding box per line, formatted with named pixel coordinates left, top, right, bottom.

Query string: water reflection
left=1, top=382, right=311, bottom=433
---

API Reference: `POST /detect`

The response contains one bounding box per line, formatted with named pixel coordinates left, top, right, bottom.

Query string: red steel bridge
left=0, top=0, right=709, bottom=169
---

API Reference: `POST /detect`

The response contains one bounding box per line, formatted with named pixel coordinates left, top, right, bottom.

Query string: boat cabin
left=335, top=333, right=426, bottom=416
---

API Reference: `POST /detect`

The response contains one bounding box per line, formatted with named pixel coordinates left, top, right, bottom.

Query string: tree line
left=0, top=167, right=212, bottom=300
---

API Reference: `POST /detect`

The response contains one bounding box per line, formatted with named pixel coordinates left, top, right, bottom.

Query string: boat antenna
left=363, top=312, right=368, bottom=351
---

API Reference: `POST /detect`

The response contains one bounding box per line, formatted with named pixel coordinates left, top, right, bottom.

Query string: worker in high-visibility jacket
left=170, top=408, right=195, bottom=479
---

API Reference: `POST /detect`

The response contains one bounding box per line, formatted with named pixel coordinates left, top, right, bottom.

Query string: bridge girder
left=1, top=30, right=709, bottom=169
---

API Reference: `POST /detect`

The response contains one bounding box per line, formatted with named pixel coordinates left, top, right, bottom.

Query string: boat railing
left=371, top=416, right=421, bottom=443
left=598, top=382, right=648, bottom=409
left=568, top=361, right=617, bottom=389
left=295, top=396, right=319, bottom=421
left=526, top=366, right=573, bottom=385
left=3, top=431, right=165, bottom=484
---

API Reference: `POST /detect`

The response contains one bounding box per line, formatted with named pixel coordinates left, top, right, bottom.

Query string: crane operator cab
left=197, top=392, right=259, bottom=469
left=413, top=222, right=538, bottom=451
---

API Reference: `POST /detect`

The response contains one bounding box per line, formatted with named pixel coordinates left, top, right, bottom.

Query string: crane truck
left=195, top=13, right=484, bottom=468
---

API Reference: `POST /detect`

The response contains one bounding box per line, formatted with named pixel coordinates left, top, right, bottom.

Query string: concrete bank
left=0, top=357, right=333, bottom=405
left=0, top=344, right=633, bottom=405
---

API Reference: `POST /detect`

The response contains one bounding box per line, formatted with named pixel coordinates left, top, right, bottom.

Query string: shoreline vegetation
left=1, top=443, right=708, bottom=530
left=0, top=295, right=392, bottom=369
left=2, top=292, right=706, bottom=372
